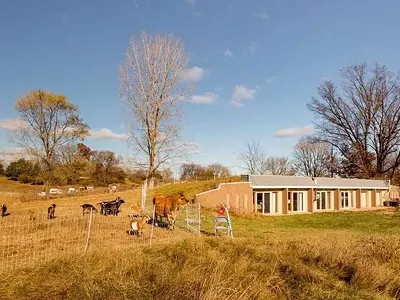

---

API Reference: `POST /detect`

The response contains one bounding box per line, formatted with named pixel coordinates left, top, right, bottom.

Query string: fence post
left=186, top=203, right=190, bottom=231
left=141, top=179, right=147, bottom=212
left=198, top=202, right=201, bottom=236
left=149, top=204, right=155, bottom=245
left=83, top=208, right=93, bottom=255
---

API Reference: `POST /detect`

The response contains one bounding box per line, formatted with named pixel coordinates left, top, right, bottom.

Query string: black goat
left=1, top=204, right=8, bottom=217
left=99, top=197, right=125, bottom=216
left=47, top=204, right=56, bottom=219
left=80, top=203, right=98, bottom=215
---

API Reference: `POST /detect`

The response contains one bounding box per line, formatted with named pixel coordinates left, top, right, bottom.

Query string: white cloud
left=230, top=85, right=256, bottom=108
left=224, top=49, right=234, bottom=58
left=185, top=0, right=195, bottom=5
left=188, top=92, right=218, bottom=104
left=0, top=118, right=28, bottom=131
left=274, top=125, right=313, bottom=138
left=88, top=129, right=129, bottom=140
left=184, top=66, right=205, bottom=82
left=254, top=12, right=269, bottom=20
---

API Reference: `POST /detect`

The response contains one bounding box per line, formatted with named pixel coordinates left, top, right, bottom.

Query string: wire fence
left=0, top=202, right=200, bottom=272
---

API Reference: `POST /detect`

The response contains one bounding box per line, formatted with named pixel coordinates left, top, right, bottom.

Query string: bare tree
left=180, top=163, right=204, bottom=181
left=264, top=156, right=294, bottom=175
left=292, top=136, right=336, bottom=178
left=238, top=140, right=268, bottom=175
left=308, top=63, right=400, bottom=179
left=119, top=32, right=194, bottom=187
left=207, top=163, right=231, bottom=179
left=91, top=150, right=124, bottom=186
left=10, top=89, right=89, bottom=185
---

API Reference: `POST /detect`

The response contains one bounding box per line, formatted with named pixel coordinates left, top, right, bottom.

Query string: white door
left=361, top=192, right=367, bottom=208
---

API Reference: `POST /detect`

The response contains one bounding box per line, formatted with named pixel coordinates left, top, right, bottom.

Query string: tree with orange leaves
left=9, top=89, right=89, bottom=185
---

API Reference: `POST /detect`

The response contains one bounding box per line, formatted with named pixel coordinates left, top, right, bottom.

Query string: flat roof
left=248, top=175, right=390, bottom=190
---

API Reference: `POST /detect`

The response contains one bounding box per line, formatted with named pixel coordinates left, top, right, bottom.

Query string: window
left=288, top=191, right=305, bottom=212
left=316, top=191, right=328, bottom=210
left=341, top=191, right=350, bottom=208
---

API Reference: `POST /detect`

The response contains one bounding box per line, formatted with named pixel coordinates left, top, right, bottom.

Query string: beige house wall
left=195, top=182, right=254, bottom=214
left=196, top=182, right=389, bottom=216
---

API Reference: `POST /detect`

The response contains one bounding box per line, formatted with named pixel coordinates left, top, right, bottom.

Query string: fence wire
left=0, top=202, right=200, bottom=272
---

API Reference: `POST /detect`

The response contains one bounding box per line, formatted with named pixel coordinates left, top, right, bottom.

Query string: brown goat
left=127, top=215, right=151, bottom=237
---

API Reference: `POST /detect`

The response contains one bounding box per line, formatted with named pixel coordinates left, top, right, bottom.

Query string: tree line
left=0, top=143, right=175, bottom=187
left=239, top=138, right=338, bottom=178
left=179, top=163, right=231, bottom=181
left=0, top=143, right=125, bottom=186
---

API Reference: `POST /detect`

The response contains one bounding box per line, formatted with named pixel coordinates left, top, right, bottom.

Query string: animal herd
left=1, top=192, right=192, bottom=237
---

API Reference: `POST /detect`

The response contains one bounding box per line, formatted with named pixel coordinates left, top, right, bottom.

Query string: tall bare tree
left=308, top=63, right=400, bottom=179
left=292, top=136, right=334, bottom=177
left=119, top=32, right=194, bottom=187
left=10, top=89, right=89, bottom=185
left=238, top=140, right=268, bottom=175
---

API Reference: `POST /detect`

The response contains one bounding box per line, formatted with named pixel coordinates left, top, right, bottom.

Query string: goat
left=97, top=197, right=120, bottom=215
left=1, top=204, right=8, bottom=217
left=47, top=204, right=56, bottom=219
left=80, top=203, right=98, bottom=215
left=127, top=215, right=151, bottom=237
left=128, top=204, right=142, bottom=219
left=28, top=209, right=36, bottom=221
left=99, top=197, right=125, bottom=216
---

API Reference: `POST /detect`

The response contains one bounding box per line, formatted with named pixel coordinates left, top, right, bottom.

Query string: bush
left=18, top=173, right=34, bottom=184
left=0, top=161, right=4, bottom=176
left=5, top=158, right=34, bottom=180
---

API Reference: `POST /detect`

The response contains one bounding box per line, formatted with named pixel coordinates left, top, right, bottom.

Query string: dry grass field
left=1, top=178, right=400, bottom=299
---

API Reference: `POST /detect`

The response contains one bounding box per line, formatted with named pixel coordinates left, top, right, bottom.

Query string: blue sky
left=1, top=0, right=400, bottom=174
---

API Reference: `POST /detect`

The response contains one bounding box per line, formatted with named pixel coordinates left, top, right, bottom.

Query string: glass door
left=316, top=191, right=327, bottom=210
left=255, top=192, right=276, bottom=214
left=290, top=192, right=304, bottom=212
left=341, top=191, right=350, bottom=208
